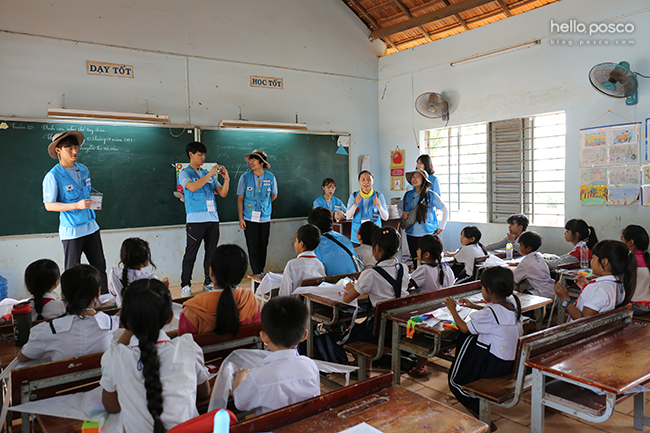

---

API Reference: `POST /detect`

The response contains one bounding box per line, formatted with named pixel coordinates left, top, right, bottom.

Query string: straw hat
left=243, top=149, right=271, bottom=168
left=405, top=169, right=433, bottom=188
left=47, top=131, right=84, bottom=159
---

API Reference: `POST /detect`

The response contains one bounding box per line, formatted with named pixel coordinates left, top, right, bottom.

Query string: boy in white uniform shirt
left=278, top=224, right=326, bottom=297
left=232, top=297, right=320, bottom=415
left=512, top=232, right=555, bottom=299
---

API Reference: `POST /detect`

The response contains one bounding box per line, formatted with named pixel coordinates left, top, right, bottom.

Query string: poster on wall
left=390, top=149, right=405, bottom=191
left=579, top=122, right=643, bottom=206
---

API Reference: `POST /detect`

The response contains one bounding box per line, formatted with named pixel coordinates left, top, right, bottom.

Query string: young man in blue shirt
left=42, top=131, right=108, bottom=293
left=179, top=142, right=230, bottom=296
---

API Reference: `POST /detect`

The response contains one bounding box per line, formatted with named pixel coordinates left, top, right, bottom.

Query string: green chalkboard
left=199, top=129, right=349, bottom=222
left=0, top=119, right=349, bottom=237
left=0, top=119, right=192, bottom=236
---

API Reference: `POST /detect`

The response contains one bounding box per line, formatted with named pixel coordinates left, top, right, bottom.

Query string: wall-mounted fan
left=589, top=61, right=639, bottom=105
left=415, top=92, right=449, bottom=121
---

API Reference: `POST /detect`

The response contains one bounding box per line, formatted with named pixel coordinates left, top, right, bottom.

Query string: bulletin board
left=579, top=122, right=648, bottom=206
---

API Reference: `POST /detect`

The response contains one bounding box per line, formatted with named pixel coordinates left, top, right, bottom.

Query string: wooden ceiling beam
left=496, top=0, right=513, bottom=17
left=392, top=0, right=433, bottom=42
left=369, top=0, right=494, bottom=40
left=440, top=0, right=470, bottom=31
left=347, top=0, right=399, bottom=51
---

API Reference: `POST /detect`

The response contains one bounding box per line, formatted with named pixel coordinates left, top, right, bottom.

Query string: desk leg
left=531, top=369, right=546, bottom=433
left=391, top=321, right=401, bottom=386
left=557, top=299, right=566, bottom=325
left=535, top=307, right=543, bottom=331
left=306, top=298, right=314, bottom=358
left=634, top=392, right=650, bottom=430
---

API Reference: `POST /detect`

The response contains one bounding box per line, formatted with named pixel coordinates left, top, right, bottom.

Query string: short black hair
left=57, top=136, right=81, bottom=148
left=185, top=141, right=207, bottom=157
left=358, top=170, right=373, bottom=180
left=308, top=207, right=333, bottom=234
left=507, top=213, right=529, bottom=231
left=518, top=231, right=542, bottom=251
left=322, top=178, right=336, bottom=187
left=60, top=264, right=101, bottom=315
left=297, top=224, right=321, bottom=251
left=261, top=297, right=309, bottom=348
left=358, top=221, right=379, bottom=245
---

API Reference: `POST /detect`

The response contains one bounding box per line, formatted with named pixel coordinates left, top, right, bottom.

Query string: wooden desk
left=332, top=218, right=401, bottom=242
left=525, top=320, right=650, bottom=432
left=0, top=340, right=20, bottom=368
left=390, top=292, right=553, bottom=385
left=230, top=373, right=488, bottom=433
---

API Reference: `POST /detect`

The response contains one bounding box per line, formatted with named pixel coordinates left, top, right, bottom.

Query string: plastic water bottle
left=213, top=408, right=230, bottom=433
left=0, top=275, right=7, bottom=300
left=579, top=245, right=589, bottom=269
left=506, top=241, right=514, bottom=261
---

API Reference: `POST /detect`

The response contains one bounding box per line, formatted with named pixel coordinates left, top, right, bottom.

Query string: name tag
left=251, top=211, right=261, bottom=222
left=85, top=178, right=91, bottom=187
left=206, top=200, right=215, bottom=212
left=262, top=180, right=271, bottom=186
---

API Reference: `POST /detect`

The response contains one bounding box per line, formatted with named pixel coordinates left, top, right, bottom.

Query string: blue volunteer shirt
left=178, top=168, right=221, bottom=223
left=312, top=195, right=347, bottom=213
left=314, top=230, right=358, bottom=276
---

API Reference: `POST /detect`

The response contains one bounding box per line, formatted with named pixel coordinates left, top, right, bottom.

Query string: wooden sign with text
left=87, top=61, right=134, bottom=78
left=250, top=76, right=283, bottom=89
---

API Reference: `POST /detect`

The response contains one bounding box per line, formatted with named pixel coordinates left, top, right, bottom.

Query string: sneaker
left=203, top=282, right=214, bottom=292
left=181, top=286, right=192, bottom=297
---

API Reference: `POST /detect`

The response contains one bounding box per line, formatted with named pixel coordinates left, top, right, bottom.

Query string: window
left=422, top=112, right=565, bottom=227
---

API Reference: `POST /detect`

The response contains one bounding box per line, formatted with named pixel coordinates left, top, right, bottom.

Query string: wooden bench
left=344, top=281, right=482, bottom=382
left=461, top=305, right=634, bottom=424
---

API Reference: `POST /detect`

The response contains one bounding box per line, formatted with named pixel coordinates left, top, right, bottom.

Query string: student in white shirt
left=512, top=232, right=555, bottom=299
left=24, top=259, right=66, bottom=321
left=445, top=226, right=487, bottom=283
left=18, top=264, right=119, bottom=363
left=354, top=221, right=379, bottom=269
left=621, top=225, right=650, bottom=315
left=445, top=266, right=523, bottom=417
left=555, top=240, right=636, bottom=322
left=279, top=224, right=326, bottom=297
left=108, top=237, right=170, bottom=307
left=485, top=213, right=529, bottom=253
left=101, top=279, right=210, bottom=433
left=545, top=218, right=598, bottom=270
left=232, top=296, right=319, bottom=415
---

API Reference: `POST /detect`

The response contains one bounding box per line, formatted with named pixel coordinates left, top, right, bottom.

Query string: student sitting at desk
left=512, top=231, right=555, bottom=299
left=554, top=240, right=635, bottom=321
left=445, top=226, right=487, bottom=283
left=545, top=218, right=598, bottom=270
left=102, top=279, right=210, bottom=433
left=279, top=224, right=326, bottom=297
left=313, top=177, right=346, bottom=221
left=621, top=225, right=650, bottom=315
left=355, top=221, right=379, bottom=269
left=485, top=213, right=529, bottom=253
left=409, top=234, right=454, bottom=293
left=445, top=266, right=523, bottom=419
left=18, top=265, right=119, bottom=363
left=179, top=244, right=260, bottom=336
left=345, top=170, right=388, bottom=245
left=309, top=207, right=360, bottom=275
left=232, top=296, right=319, bottom=415
left=24, top=259, right=66, bottom=321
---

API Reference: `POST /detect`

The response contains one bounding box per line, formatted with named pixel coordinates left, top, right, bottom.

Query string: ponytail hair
left=480, top=267, right=521, bottom=320
left=418, top=234, right=446, bottom=285
left=60, top=265, right=100, bottom=316
left=565, top=219, right=598, bottom=250
left=121, top=279, right=171, bottom=433
left=621, top=224, right=650, bottom=270
left=371, top=227, right=401, bottom=263
left=462, top=226, right=487, bottom=255
left=24, top=259, right=60, bottom=321
left=119, top=238, right=154, bottom=290
left=211, top=244, right=249, bottom=336
left=591, top=240, right=637, bottom=307
left=413, top=172, right=431, bottom=224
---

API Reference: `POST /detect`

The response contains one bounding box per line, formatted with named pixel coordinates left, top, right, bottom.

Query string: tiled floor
left=321, top=357, right=650, bottom=432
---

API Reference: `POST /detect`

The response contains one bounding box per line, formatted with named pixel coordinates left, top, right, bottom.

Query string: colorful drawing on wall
left=609, top=143, right=638, bottom=164
left=612, top=126, right=637, bottom=145
left=581, top=147, right=608, bottom=166
left=582, top=129, right=608, bottom=147
left=608, top=185, right=639, bottom=205
left=580, top=167, right=607, bottom=185
left=642, top=185, right=650, bottom=206
left=642, top=165, right=650, bottom=185
left=608, top=166, right=639, bottom=185
left=580, top=184, right=608, bottom=205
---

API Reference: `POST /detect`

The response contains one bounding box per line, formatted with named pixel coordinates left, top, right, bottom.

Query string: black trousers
left=406, top=235, right=421, bottom=269
left=62, top=230, right=108, bottom=294
left=244, top=221, right=270, bottom=275
left=181, top=222, right=220, bottom=287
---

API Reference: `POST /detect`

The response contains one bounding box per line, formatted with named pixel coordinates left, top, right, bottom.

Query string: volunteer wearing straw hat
left=237, top=149, right=277, bottom=274
left=401, top=168, right=448, bottom=269
left=42, top=131, right=108, bottom=293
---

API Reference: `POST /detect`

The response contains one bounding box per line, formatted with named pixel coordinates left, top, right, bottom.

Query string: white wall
left=378, top=0, right=650, bottom=254
left=0, top=0, right=383, bottom=298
